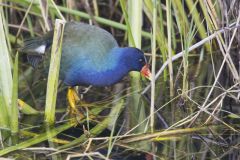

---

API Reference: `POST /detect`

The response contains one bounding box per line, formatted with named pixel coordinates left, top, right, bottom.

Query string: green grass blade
left=166, top=0, right=174, bottom=98
left=18, top=99, right=40, bottom=115
left=124, top=0, right=148, bottom=134
left=44, top=19, right=65, bottom=125
left=58, top=99, right=124, bottom=150
left=185, top=0, right=210, bottom=51
left=10, top=53, right=19, bottom=134
left=0, top=122, right=74, bottom=156
left=119, top=0, right=136, bottom=47
left=150, top=0, right=157, bottom=132
left=0, top=4, right=12, bottom=130
left=0, top=92, right=9, bottom=129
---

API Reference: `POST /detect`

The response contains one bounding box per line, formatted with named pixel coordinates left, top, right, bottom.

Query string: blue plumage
left=21, top=22, right=150, bottom=86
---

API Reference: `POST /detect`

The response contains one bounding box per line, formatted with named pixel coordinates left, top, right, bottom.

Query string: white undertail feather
left=34, top=45, right=46, bottom=54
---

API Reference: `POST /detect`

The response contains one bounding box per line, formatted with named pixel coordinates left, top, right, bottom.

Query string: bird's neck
left=107, top=47, right=130, bottom=72
left=112, top=47, right=138, bottom=70
left=93, top=47, right=132, bottom=85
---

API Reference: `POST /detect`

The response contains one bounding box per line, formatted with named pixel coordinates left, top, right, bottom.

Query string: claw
left=67, top=87, right=84, bottom=120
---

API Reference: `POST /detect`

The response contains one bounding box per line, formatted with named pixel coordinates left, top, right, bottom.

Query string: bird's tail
left=19, top=31, right=53, bottom=68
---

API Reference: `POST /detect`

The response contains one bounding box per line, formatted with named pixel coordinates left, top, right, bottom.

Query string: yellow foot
left=67, top=87, right=84, bottom=121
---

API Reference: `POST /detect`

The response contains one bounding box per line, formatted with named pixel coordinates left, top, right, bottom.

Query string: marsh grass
left=0, top=0, right=240, bottom=159
left=0, top=2, right=12, bottom=132
left=44, top=19, right=65, bottom=125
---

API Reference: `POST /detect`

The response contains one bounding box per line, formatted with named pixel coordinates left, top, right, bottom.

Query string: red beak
left=140, top=64, right=152, bottom=81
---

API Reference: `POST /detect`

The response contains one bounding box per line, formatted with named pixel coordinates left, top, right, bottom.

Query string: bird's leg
left=67, top=87, right=84, bottom=120
left=67, top=87, right=98, bottom=123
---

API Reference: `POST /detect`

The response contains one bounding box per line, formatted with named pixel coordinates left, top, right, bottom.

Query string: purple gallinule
left=21, top=22, right=151, bottom=118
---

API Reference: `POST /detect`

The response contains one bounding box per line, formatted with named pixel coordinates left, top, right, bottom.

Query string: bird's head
left=119, top=47, right=152, bottom=80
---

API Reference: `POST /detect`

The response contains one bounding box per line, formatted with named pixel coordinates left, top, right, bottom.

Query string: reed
left=44, top=19, right=65, bottom=125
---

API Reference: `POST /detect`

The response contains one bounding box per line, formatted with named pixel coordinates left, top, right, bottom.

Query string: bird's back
left=61, top=22, right=118, bottom=75
left=21, top=22, right=121, bottom=86
left=60, top=22, right=119, bottom=80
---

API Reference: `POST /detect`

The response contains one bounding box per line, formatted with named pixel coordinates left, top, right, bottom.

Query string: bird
left=20, top=22, right=151, bottom=118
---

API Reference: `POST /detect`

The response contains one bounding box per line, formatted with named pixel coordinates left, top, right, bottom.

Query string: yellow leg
left=67, top=87, right=84, bottom=120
